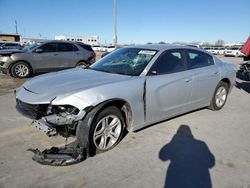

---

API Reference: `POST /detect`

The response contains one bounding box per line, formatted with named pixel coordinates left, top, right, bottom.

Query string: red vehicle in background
left=239, top=36, right=250, bottom=80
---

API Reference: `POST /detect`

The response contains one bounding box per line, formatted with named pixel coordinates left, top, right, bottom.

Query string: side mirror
left=34, top=48, right=43, bottom=53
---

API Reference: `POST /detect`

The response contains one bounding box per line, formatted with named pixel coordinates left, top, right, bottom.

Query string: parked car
left=0, top=41, right=95, bottom=78
left=212, top=47, right=221, bottom=55
left=92, top=45, right=102, bottom=52
left=15, top=45, right=236, bottom=165
left=0, top=41, right=6, bottom=46
left=105, top=45, right=116, bottom=52
left=217, top=47, right=226, bottom=55
left=224, top=47, right=244, bottom=57
left=0, top=42, right=23, bottom=50
left=203, top=47, right=214, bottom=54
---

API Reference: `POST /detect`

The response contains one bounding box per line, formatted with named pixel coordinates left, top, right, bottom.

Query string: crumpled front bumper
left=0, top=56, right=13, bottom=74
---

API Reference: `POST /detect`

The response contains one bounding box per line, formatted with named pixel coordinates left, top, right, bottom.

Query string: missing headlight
left=47, top=105, right=80, bottom=115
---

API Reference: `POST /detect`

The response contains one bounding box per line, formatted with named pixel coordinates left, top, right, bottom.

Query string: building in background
left=21, top=38, right=49, bottom=45
left=0, top=33, right=21, bottom=42
left=55, top=35, right=99, bottom=46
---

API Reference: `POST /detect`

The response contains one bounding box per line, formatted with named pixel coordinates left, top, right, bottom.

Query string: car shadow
left=235, top=81, right=250, bottom=94
left=159, top=125, right=215, bottom=188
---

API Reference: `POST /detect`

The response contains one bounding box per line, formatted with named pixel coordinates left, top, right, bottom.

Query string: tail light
left=91, top=52, right=96, bottom=58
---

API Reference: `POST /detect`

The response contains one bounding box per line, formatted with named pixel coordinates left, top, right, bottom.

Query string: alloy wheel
left=93, top=115, right=122, bottom=150
left=14, top=64, right=29, bottom=77
left=215, top=86, right=227, bottom=108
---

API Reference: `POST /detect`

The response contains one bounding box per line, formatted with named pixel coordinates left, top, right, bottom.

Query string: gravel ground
left=0, top=56, right=249, bottom=188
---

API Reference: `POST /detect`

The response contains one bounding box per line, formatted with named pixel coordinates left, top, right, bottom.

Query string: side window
left=39, top=43, right=57, bottom=52
left=72, top=44, right=79, bottom=51
left=187, top=50, right=214, bottom=69
left=79, top=44, right=94, bottom=52
left=150, top=50, right=186, bottom=75
left=57, top=43, right=74, bottom=52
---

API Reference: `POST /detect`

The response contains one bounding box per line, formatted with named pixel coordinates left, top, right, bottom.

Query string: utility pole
left=15, top=20, right=18, bottom=34
left=114, top=0, right=117, bottom=48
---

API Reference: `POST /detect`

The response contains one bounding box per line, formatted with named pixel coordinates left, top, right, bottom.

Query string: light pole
left=15, top=20, right=18, bottom=34
left=114, top=0, right=117, bottom=48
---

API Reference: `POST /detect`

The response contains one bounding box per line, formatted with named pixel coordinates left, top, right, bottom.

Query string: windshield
left=90, top=48, right=157, bottom=76
left=23, top=43, right=39, bottom=52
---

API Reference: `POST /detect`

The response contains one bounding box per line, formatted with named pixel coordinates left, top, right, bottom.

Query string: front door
left=146, top=49, right=193, bottom=124
left=32, top=42, right=59, bottom=72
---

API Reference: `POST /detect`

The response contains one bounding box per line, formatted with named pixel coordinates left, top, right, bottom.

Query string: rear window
left=229, top=47, right=239, bottom=50
left=187, top=50, right=214, bottom=69
left=78, top=43, right=94, bottom=52
left=57, top=43, right=78, bottom=52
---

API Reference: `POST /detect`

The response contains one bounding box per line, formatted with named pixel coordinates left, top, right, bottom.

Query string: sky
left=0, top=0, right=249, bottom=44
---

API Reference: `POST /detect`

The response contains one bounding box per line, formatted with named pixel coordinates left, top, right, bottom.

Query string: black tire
left=89, top=106, right=125, bottom=153
left=209, top=81, right=229, bottom=111
left=76, top=61, right=88, bottom=68
left=11, top=61, right=31, bottom=78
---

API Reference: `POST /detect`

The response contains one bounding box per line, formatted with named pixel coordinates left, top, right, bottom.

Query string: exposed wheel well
left=9, top=60, right=33, bottom=75
left=220, top=78, right=231, bottom=89
left=96, top=99, right=133, bottom=131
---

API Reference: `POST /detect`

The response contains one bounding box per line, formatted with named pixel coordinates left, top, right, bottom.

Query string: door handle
left=185, top=78, right=192, bottom=83
left=214, top=71, right=219, bottom=75
left=54, top=53, right=58, bottom=56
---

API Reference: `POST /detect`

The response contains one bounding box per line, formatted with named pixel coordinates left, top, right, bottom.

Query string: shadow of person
left=159, top=125, right=215, bottom=188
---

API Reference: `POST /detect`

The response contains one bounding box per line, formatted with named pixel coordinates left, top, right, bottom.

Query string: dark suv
left=0, top=42, right=23, bottom=50
left=0, top=41, right=96, bottom=78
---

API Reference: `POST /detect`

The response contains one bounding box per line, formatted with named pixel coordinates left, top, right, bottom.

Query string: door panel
left=189, top=65, right=220, bottom=109
left=56, top=51, right=81, bottom=68
left=32, top=43, right=59, bottom=72
left=57, top=43, right=81, bottom=68
left=146, top=71, right=193, bottom=124
left=185, top=49, right=220, bottom=109
left=145, top=49, right=193, bottom=124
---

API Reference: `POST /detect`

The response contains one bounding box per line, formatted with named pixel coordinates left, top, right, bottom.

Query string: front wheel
left=209, top=81, right=229, bottom=111
left=90, top=106, right=125, bottom=152
left=11, top=61, right=31, bottom=78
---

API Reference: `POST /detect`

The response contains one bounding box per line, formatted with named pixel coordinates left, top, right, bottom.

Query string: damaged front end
left=16, top=98, right=89, bottom=166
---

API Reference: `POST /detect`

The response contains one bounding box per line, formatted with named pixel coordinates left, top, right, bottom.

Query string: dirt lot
left=0, top=56, right=249, bottom=188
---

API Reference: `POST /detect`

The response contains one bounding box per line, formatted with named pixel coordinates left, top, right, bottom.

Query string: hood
left=23, top=68, right=131, bottom=98
left=0, top=49, right=24, bottom=55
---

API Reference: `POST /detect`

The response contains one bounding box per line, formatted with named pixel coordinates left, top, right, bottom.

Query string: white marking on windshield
left=138, top=50, right=156, bottom=56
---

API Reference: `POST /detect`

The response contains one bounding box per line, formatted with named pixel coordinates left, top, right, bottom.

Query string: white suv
left=224, top=47, right=244, bottom=57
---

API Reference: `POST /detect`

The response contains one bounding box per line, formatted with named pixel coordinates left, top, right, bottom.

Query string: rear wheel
left=89, top=106, right=125, bottom=152
left=11, top=61, right=31, bottom=78
left=209, top=81, right=229, bottom=111
left=76, top=61, right=88, bottom=68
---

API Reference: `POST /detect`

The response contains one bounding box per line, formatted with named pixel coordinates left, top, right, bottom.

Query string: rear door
left=57, top=43, right=82, bottom=68
left=185, top=49, right=220, bottom=110
left=146, top=49, right=193, bottom=124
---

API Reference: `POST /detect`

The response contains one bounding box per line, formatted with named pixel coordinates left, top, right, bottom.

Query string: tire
left=209, top=81, right=229, bottom=111
left=76, top=61, right=88, bottom=68
left=89, top=106, right=125, bottom=153
left=11, top=61, right=31, bottom=78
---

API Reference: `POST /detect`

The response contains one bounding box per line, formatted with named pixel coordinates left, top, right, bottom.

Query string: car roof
left=127, top=44, right=205, bottom=52
left=42, top=40, right=89, bottom=46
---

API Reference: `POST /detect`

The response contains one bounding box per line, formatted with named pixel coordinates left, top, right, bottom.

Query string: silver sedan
left=15, top=45, right=236, bottom=164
